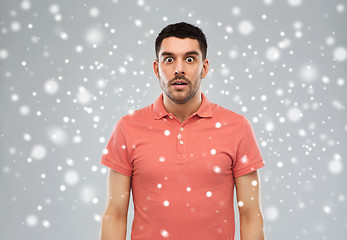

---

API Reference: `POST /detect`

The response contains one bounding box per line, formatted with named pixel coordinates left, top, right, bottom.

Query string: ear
left=201, top=58, right=209, bottom=79
left=153, top=59, right=160, bottom=79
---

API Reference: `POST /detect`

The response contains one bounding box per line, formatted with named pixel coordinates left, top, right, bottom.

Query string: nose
left=174, top=59, right=185, bottom=75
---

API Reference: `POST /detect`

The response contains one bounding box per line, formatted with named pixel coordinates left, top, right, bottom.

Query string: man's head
left=155, top=22, right=207, bottom=60
left=155, top=22, right=208, bottom=60
left=153, top=22, right=209, bottom=105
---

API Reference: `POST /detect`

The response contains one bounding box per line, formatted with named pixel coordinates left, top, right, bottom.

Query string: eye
left=186, top=57, right=194, bottom=63
left=165, top=57, right=174, bottom=63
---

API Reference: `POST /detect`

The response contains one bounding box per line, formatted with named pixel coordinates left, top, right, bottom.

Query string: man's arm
left=99, top=169, right=131, bottom=240
left=235, top=170, right=265, bottom=240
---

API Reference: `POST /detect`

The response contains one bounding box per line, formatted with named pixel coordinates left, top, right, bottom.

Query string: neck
left=163, top=91, right=202, bottom=123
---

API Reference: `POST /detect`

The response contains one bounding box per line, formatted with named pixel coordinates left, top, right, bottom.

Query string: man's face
left=153, top=37, right=209, bottom=104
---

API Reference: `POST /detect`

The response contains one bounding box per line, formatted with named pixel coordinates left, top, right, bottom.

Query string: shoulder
left=211, top=102, right=246, bottom=123
left=118, top=103, right=153, bottom=126
left=211, top=103, right=258, bottom=139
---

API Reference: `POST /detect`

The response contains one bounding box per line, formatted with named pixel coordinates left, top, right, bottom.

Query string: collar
left=153, top=92, right=212, bottom=120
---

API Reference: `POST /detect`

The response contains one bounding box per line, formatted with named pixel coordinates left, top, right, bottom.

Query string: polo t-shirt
left=101, top=93, right=265, bottom=240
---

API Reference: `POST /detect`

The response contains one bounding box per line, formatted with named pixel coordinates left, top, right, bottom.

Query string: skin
left=100, top=37, right=264, bottom=240
left=153, top=37, right=209, bottom=123
left=99, top=170, right=131, bottom=240
left=235, top=171, right=265, bottom=240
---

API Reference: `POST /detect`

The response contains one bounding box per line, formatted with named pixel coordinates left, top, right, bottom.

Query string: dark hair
left=155, top=22, right=208, bottom=60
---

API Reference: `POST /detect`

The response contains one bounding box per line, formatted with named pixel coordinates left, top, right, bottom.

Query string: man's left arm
left=235, top=170, right=265, bottom=240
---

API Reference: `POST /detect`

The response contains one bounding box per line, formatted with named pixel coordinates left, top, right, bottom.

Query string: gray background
left=1, top=0, right=346, bottom=239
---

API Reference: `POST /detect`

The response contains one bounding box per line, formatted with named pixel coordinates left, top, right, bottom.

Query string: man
left=99, top=22, right=265, bottom=240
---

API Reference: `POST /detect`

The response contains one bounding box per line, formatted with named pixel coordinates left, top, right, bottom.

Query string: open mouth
left=172, top=82, right=187, bottom=85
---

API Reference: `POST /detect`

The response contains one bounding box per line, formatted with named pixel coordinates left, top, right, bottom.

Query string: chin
left=171, top=93, right=195, bottom=104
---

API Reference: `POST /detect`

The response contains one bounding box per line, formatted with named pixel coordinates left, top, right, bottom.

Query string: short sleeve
left=100, top=118, right=133, bottom=177
left=232, top=116, right=265, bottom=177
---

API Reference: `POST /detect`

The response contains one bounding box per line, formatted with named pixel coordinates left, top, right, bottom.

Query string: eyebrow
left=161, top=51, right=200, bottom=57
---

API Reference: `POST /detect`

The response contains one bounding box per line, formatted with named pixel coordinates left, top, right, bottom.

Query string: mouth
left=172, top=84, right=187, bottom=90
left=171, top=79, right=188, bottom=86
left=171, top=80, right=188, bottom=90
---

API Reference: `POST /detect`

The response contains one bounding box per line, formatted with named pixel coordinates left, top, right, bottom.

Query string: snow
left=47, top=126, right=68, bottom=145
left=10, top=21, right=21, bottom=32
left=238, top=20, right=254, bottom=35
left=287, top=0, right=302, bottom=7
left=266, top=47, right=281, bottom=62
left=333, top=46, right=347, bottom=62
left=231, top=7, right=241, bottom=16
left=238, top=201, right=244, bottom=207
left=215, top=122, right=222, bottom=128
left=323, top=205, right=332, bottom=214
left=49, top=4, right=60, bottom=14
left=164, top=130, right=170, bottom=136
left=64, top=170, right=80, bottom=185
left=60, top=32, right=68, bottom=40
left=264, top=206, right=279, bottom=221
left=21, top=0, right=31, bottom=11
left=287, top=107, right=303, bottom=122
left=328, top=154, right=343, bottom=174
left=85, top=28, right=104, bottom=46
left=30, top=145, right=47, bottom=160
left=42, top=220, right=51, bottom=228
left=326, top=36, right=335, bottom=46
left=80, top=186, right=96, bottom=204
left=299, top=64, right=318, bottom=82
left=118, top=66, right=127, bottom=74
left=89, top=7, right=100, bottom=18
left=44, top=79, right=59, bottom=94
left=76, top=86, right=92, bottom=104
left=160, top=229, right=169, bottom=238
left=23, top=133, right=32, bottom=141
left=134, top=19, right=143, bottom=27
left=19, top=105, right=30, bottom=115
left=265, top=121, right=275, bottom=132
left=0, top=0, right=346, bottom=239
left=263, top=0, right=273, bottom=5
left=0, top=49, right=9, bottom=59
left=336, top=4, right=345, bottom=13
left=137, top=0, right=145, bottom=7
left=213, top=166, right=221, bottom=173
left=26, top=214, right=38, bottom=227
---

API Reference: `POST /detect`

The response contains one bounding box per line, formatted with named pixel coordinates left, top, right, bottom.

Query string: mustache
left=170, top=75, right=190, bottom=84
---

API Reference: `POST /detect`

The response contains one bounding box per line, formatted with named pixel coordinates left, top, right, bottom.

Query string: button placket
left=177, top=124, right=185, bottom=159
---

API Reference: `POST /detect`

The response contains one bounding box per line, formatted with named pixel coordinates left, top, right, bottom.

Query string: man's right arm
left=99, top=169, right=132, bottom=240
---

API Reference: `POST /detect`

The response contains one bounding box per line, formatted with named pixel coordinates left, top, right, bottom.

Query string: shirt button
left=169, top=116, right=173, bottom=119
left=179, top=140, right=184, bottom=144
left=180, top=127, right=184, bottom=131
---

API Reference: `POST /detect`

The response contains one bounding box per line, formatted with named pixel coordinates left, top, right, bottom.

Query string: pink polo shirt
left=101, top=93, right=265, bottom=240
